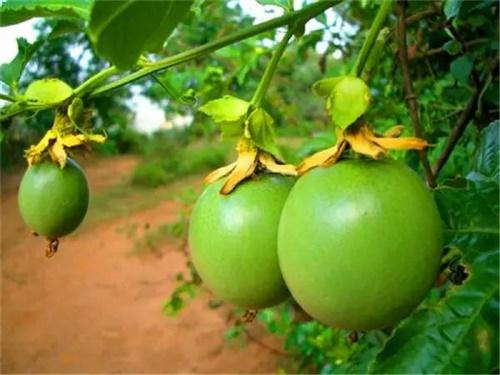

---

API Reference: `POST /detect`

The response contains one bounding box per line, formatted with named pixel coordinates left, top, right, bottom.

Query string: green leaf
left=442, top=40, right=462, bottom=55
left=444, top=0, right=463, bottom=20
left=199, top=95, right=250, bottom=138
left=199, top=95, right=250, bottom=123
left=0, top=0, right=91, bottom=26
left=88, top=0, right=194, bottom=70
left=370, top=249, right=498, bottom=374
left=369, top=124, right=499, bottom=374
left=468, top=121, right=499, bottom=183
left=24, top=78, right=73, bottom=104
left=246, top=107, right=280, bottom=156
left=152, top=74, right=197, bottom=106
left=0, top=38, right=42, bottom=89
left=162, top=280, right=198, bottom=317
left=326, top=76, right=371, bottom=129
left=450, top=55, right=473, bottom=84
left=68, top=97, right=84, bottom=126
left=255, top=0, right=292, bottom=11
left=48, top=19, right=85, bottom=39
left=311, top=77, right=344, bottom=98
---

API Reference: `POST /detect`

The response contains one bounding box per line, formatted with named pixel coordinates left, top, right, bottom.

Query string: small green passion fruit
left=189, top=174, right=294, bottom=309
left=18, top=158, right=89, bottom=240
left=278, top=159, right=443, bottom=330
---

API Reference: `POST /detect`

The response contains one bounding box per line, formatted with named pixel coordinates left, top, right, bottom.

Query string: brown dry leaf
left=297, top=139, right=347, bottom=175
left=258, top=152, right=297, bottom=176
left=220, top=147, right=258, bottom=194
left=204, top=162, right=237, bottom=184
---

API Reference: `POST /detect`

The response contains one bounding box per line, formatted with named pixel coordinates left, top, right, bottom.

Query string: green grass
left=84, top=174, right=201, bottom=227
left=131, top=187, right=197, bottom=255
left=131, top=223, right=175, bottom=255
left=131, top=140, right=231, bottom=188
left=131, top=162, right=173, bottom=187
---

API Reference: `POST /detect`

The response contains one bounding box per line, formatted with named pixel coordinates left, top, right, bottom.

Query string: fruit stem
left=74, top=66, right=119, bottom=97
left=351, top=0, right=393, bottom=78
left=0, top=93, right=16, bottom=102
left=251, top=28, right=294, bottom=107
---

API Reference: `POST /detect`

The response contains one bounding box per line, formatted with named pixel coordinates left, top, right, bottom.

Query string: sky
left=0, top=1, right=345, bottom=134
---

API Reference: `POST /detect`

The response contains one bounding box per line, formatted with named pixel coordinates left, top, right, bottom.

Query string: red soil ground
left=1, top=156, right=284, bottom=373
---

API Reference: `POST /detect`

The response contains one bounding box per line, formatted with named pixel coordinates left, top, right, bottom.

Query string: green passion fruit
left=18, top=158, right=89, bottom=240
left=189, top=174, right=294, bottom=309
left=278, top=159, right=443, bottom=330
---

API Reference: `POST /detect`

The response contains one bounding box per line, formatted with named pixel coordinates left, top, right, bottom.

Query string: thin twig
left=405, top=2, right=441, bottom=25
left=0, top=93, right=16, bottom=102
left=432, top=59, right=499, bottom=176
left=396, top=1, right=437, bottom=188
left=243, top=326, right=290, bottom=357
left=431, top=91, right=480, bottom=176
left=413, top=38, right=488, bottom=59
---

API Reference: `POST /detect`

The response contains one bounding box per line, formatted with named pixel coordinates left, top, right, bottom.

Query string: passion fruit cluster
left=189, top=157, right=443, bottom=331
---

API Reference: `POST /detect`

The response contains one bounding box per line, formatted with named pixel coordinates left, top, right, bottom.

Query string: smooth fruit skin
left=278, top=159, right=443, bottom=330
left=189, top=174, right=294, bottom=309
left=18, top=158, right=89, bottom=240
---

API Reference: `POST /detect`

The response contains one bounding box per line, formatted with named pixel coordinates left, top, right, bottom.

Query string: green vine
left=351, top=0, right=393, bottom=78
left=86, top=0, right=341, bottom=98
left=251, top=29, right=294, bottom=107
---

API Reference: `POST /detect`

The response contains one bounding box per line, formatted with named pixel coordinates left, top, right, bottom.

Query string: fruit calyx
left=205, top=137, right=296, bottom=195
left=297, top=122, right=428, bottom=174
left=31, top=231, right=59, bottom=258
left=25, top=99, right=105, bottom=167
left=45, top=238, right=59, bottom=258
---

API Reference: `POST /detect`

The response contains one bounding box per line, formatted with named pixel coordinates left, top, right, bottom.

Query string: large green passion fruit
left=278, top=159, right=443, bottom=330
left=18, top=158, right=89, bottom=240
left=189, top=174, right=294, bottom=309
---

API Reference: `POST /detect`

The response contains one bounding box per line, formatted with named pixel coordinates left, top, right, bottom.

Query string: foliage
left=370, top=121, right=499, bottom=374
left=0, top=0, right=91, bottom=27
left=131, top=162, right=171, bottom=188
left=0, top=19, right=135, bottom=168
left=88, top=0, right=193, bottom=69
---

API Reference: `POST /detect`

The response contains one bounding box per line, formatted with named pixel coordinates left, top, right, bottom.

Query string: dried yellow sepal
left=371, top=136, right=428, bottom=150
left=344, top=124, right=386, bottom=159
left=48, top=138, right=68, bottom=167
left=383, top=125, right=404, bottom=138
left=25, top=129, right=58, bottom=166
left=220, top=144, right=258, bottom=195
left=258, top=152, right=297, bottom=176
left=204, top=162, right=237, bottom=184
left=204, top=137, right=299, bottom=194
left=296, top=140, right=347, bottom=175
left=296, top=123, right=429, bottom=174
left=24, top=112, right=106, bottom=167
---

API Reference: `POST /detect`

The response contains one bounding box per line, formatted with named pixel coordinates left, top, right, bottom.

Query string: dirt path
left=1, top=156, right=283, bottom=373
